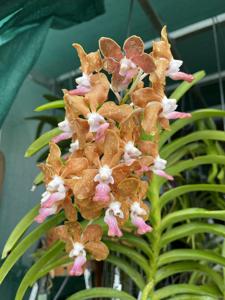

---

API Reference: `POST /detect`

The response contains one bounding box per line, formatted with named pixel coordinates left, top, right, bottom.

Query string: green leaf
left=34, top=100, right=64, bottom=111
left=160, top=109, right=225, bottom=148
left=158, top=249, right=225, bottom=268
left=159, top=184, right=225, bottom=208
left=2, top=204, right=39, bottom=259
left=160, top=130, right=225, bottom=159
left=155, top=284, right=220, bottom=299
left=107, top=255, right=145, bottom=290
left=105, top=240, right=149, bottom=276
left=0, top=212, right=64, bottom=284
left=170, top=70, right=206, bottom=101
left=161, top=208, right=225, bottom=230
left=120, top=232, right=152, bottom=257
left=166, top=296, right=216, bottom=300
left=33, top=172, right=44, bottom=185
left=24, top=127, right=61, bottom=157
left=160, top=222, right=225, bottom=247
left=15, top=241, right=64, bottom=300
left=32, top=256, right=71, bottom=285
left=155, top=262, right=224, bottom=293
left=66, top=288, right=137, bottom=300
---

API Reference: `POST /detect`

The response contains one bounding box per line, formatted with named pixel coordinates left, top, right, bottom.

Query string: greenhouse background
left=0, top=0, right=225, bottom=299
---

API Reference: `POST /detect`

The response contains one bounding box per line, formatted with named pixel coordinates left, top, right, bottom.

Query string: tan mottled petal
left=138, top=181, right=148, bottom=200
left=63, top=196, right=77, bottom=222
left=82, top=224, right=103, bottom=243
left=62, top=157, right=89, bottom=178
left=140, top=201, right=150, bottom=221
left=85, top=73, right=110, bottom=112
left=103, top=57, right=120, bottom=74
left=132, top=53, right=155, bottom=74
left=38, top=163, right=55, bottom=184
left=64, top=94, right=90, bottom=116
left=142, top=102, right=162, bottom=134
left=73, top=43, right=102, bottom=74
left=85, top=241, right=109, bottom=261
left=98, top=101, right=133, bottom=123
left=101, top=129, right=120, bottom=166
left=131, top=87, right=161, bottom=108
left=123, top=35, right=144, bottom=58
left=160, top=117, right=170, bottom=131
left=112, top=164, right=130, bottom=185
left=118, top=178, right=140, bottom=197
left=53, top=225, right=70, bottom=242
left=73, top=118, right=89, bottom=148
left=120, top=111, right=141, bottom=142
left=47, top=142, right=63, bottom=174
left=73, top=169, right=97, bottom=200
left=99, top=37, right=123, bottom=60
left=138, top=140, right=158, bottom=157
left=111, top=71, right=128, bottom=92
left=84, top=143, right=100, bottom=167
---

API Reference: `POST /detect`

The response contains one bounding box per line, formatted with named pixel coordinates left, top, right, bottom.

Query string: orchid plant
left=1, top=27, right=225, bottom=300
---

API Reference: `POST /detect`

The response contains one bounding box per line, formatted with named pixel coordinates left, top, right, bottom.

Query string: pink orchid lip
left=93, top=183, right=111, bottom=202
left=69, top=255, right=87, bottom=276
left=68, top=86, right=91, bottom=96
left=52, top=132, right=72, bottom=143
left=95, top=122, right=109, bottom=142
left=131, top=215, right=152, bottom=235
left=166, top=111, right=192, bottom=120
left=169, top=72, right=194, bottom=83
left=104, top=214, right=123, bottom=237
left=35, top=207, right=56, bottom=223
left=41, top=192, right=64, bottom=208
left=154, top=169, right=174, bottom=181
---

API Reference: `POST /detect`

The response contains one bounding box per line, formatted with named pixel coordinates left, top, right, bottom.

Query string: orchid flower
left=99, top=35, right=155, bottom=91
left=55, top=223, right=109, bottom=276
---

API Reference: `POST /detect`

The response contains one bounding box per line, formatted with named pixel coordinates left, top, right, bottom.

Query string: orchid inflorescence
left=35, top=27, right=193, bottom=276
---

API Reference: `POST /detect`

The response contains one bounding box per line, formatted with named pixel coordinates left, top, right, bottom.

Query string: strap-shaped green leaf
left=119, top=232, right=152, bottom=257
left=159, top=184, right=225, bottom=208
left=66, top=288, right=137, bottom=300
left=0, top=212, right=64, bottom=284
left=160, top=109, right=225, bottom=148
left=158, top=249, right=225, bottom=267
left=161, top=208, right=225, bottom=230
left=107, top=255, right=145, bottom=290
left=155, top=262, right=224, bottom=293
left=2, top=204, right=39, bottom=259
left=33, top=172, right=44, bottom=185
left=105, top=240, right=150, bottom=276
left=170, top=70, right=206, bottom=102
left=155, top=284, right=220, bottom=299
left=34, top=100, right=64, bottom=111
left=15, top=241, right=64, bottom=300
left=166, top=296, right=216, bottom=300
left=24, top=127, right=61, bottom=157
left=160, top=222, right=225, bottom=247
left=160, top=130, right=225, bottom=159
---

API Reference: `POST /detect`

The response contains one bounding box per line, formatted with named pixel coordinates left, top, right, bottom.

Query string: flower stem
left=120, top=70, right=143, bottom=105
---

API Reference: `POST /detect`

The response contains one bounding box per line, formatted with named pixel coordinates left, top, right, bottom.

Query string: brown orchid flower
left=99, top=35, right=155, bottom=91
left=55, top=222, right=109, bottom=276
left=104, top=178, right=152, bottom=237
left=131, top=77, right=191, bottom=134
left=68, top=43, right=103, bottom=96
left=151, top=26, right=194, bottom=83
left=35, top=142, right=88, bottom=223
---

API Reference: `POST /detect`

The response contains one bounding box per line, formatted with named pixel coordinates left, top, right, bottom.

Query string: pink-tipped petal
left=68, top=86, right=90, bottom=96
left=169, top=72, right=194, bottom=82
left=104, top=215, right=123, bottom=237
left=131, top=216, right=152, bottom=235
left=35, top=207, right=56, bottom=223
left=154, top=169, right=174, bottom=181
left=52, top=132, right=72, bottom=143
left=95, top=123, right=109, bottom=142
left=93, top=183, right=111, bottom=202
left=41, top=192, right=65, bottom=208
left=167, top=111, right=192, bottom=120
left=69, top=255, right=87, bottom=276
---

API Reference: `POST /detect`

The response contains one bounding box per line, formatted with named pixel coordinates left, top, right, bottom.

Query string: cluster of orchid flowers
left=35, top=27, right=193, bottom=276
